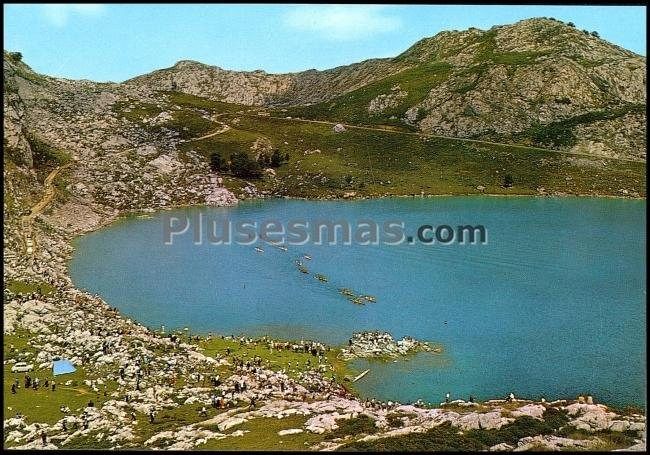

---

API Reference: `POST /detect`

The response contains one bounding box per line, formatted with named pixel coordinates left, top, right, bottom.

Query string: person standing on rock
left=41, top=431, right=47, bottom=445
left=445, top=392, right=450, bottom=403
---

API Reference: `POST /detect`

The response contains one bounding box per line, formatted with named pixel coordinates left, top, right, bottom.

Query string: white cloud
left=283, top=5, right=400, bottom=41
left=41, top=4, right=106, bottom=27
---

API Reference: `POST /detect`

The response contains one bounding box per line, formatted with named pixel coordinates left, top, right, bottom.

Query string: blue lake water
left=69, top=197, right=646, bottom=406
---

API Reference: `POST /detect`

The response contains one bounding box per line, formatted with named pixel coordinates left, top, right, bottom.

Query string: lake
left=69, top=197, right=646, bottom=406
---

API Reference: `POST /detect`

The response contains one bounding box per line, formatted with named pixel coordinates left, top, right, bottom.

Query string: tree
left=567, top=22, right=575, bottom=27
left=230, top=152, right=262, bottom=179
left=503, top=174, right=514, bottom=188
left=270, top=149, right=285, bottom=167
left=209, top=152, right=223, bottom=172
left=591, top=31, right=600, bottom=38
left=8, top=51, right=22, bottom=62
left=257, top=152, right=270, bottom=167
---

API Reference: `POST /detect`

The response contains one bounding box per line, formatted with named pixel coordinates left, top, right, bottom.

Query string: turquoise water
left=69, top=197, right=646, bottom=406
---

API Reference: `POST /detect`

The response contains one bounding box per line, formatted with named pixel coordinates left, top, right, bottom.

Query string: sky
left=3, top=4, right=647, bottom=83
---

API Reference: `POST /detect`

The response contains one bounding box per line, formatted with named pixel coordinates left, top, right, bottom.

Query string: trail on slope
left=21, top=163, right=72, bottom=256
left=249, top=114, right=644, bottom=164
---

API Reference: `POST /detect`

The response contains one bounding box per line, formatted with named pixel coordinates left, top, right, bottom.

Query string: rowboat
left=254, top=247, right=264, bottom=253
left=315, top=274, right=328, bottom=283
left=339, top=288, right=355, bottom=297
left=352, top=369, right=370, bottom=382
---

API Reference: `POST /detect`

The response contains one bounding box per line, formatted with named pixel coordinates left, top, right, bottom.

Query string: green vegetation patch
left=326, top=415, right=379, bottom=440
left=517, top=103, right=646, bottom=148
left=198, top=414, right=324, bottom=451
left=25, top=133, right=71, bottom=170
left=285, top=62, right=452, bottom=126
left=338, top=410, right=570, bottom=452
left=209, top=114, right=644, bottom=199
left=112, top=100, right=163, bottom=123
left=6, top=280, right=56, bottom=296
left=163, top=109, right=215, bottom=140
left=198, top=336, right=336, bottom=380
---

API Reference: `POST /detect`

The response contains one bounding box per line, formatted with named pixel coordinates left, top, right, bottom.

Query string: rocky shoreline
left=3, top=191, right=647, bottom=450
left=2, top=169, right=646, bottom=451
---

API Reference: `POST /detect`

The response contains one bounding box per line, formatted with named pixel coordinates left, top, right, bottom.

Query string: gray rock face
left=122, top=18, right=645, bottom=159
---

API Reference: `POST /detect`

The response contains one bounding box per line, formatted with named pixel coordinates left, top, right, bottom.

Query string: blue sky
left=3, top=4, right=646, bottom=82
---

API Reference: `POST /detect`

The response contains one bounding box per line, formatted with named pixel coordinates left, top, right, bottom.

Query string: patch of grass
left=59, top=432, right=116, bottom=450
left=326, top=415, right=379, bottom=440
left=6, top=280, right=56, bottom=296
left=4, top=330, right=121, bottom=426
left=517, top=103, right=646, bottom=148
left=338, top=411, right=572, bottom=452
left=4, top=362, right=113, bottom=425
left=197, top=336, right=336, bottom=380
left=338, top=421, right=483, bottom=451
left=284, top=62, right=452, bottom=126
left=464, top=411, right=567, bottom=448
left=198, top=414, right=324, bottom=451
left=555, top=427, right=637, bottom=451
left=162, top=109, right=215, bottom=140
left=180, top=128, right=261, bottom=158
left=208, top=114, right=645, bottom=199
left=112, top=100, right=162, bottom=123
left=25, top=133, right=71, bottom=172
left=127, top=403, right=231, bottom=447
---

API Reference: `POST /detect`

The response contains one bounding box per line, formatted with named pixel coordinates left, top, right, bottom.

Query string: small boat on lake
left=277, top=245, right=288, bottom=251
left=315, top=274, right=328, bottom=283
left=339, top=288, right=356, bottom=298
left=360, top=295, right=376, bottom=303
left=254, top=247, right=264, bottom=253
left=352, top=369, right=370, bottom=382
left=352, top=297, right=365, bottom=305
left=303, top=254, right=312, bottom=260
left=298, top=265, right=309, bottom=274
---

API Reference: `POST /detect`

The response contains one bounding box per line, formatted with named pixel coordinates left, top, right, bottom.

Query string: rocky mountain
left=125, top=18, right=646, bottom=159
left=3, top=17, right=646, bottom=227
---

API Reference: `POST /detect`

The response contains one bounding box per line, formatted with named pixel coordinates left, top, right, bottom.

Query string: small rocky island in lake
left=340, top=331, right=439, bottom=360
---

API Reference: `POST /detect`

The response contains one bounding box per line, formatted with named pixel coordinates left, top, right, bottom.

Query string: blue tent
left=52, top=359, right=76, bottom=376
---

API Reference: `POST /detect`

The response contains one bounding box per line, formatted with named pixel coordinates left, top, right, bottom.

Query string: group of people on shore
left=10, top=375, right=56, bottom=394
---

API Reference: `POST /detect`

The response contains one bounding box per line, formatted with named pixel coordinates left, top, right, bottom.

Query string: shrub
left=8, top=51, right=23, bottom=62
left=270, top=149, right=286, bottom=167
left=209, top=152, right=223, bottom=172
left=26, top=133, right=71, bottom=167
left=229, top=151, right=262, bottom=179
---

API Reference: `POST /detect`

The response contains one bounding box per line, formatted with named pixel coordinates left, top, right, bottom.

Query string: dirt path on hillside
left=21, top=163, right=72, bottom=256
left=248, top=114, right=644, bottom=164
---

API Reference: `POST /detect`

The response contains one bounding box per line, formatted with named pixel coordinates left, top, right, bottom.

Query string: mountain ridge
left=116, top=17, right=646, bottom=159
